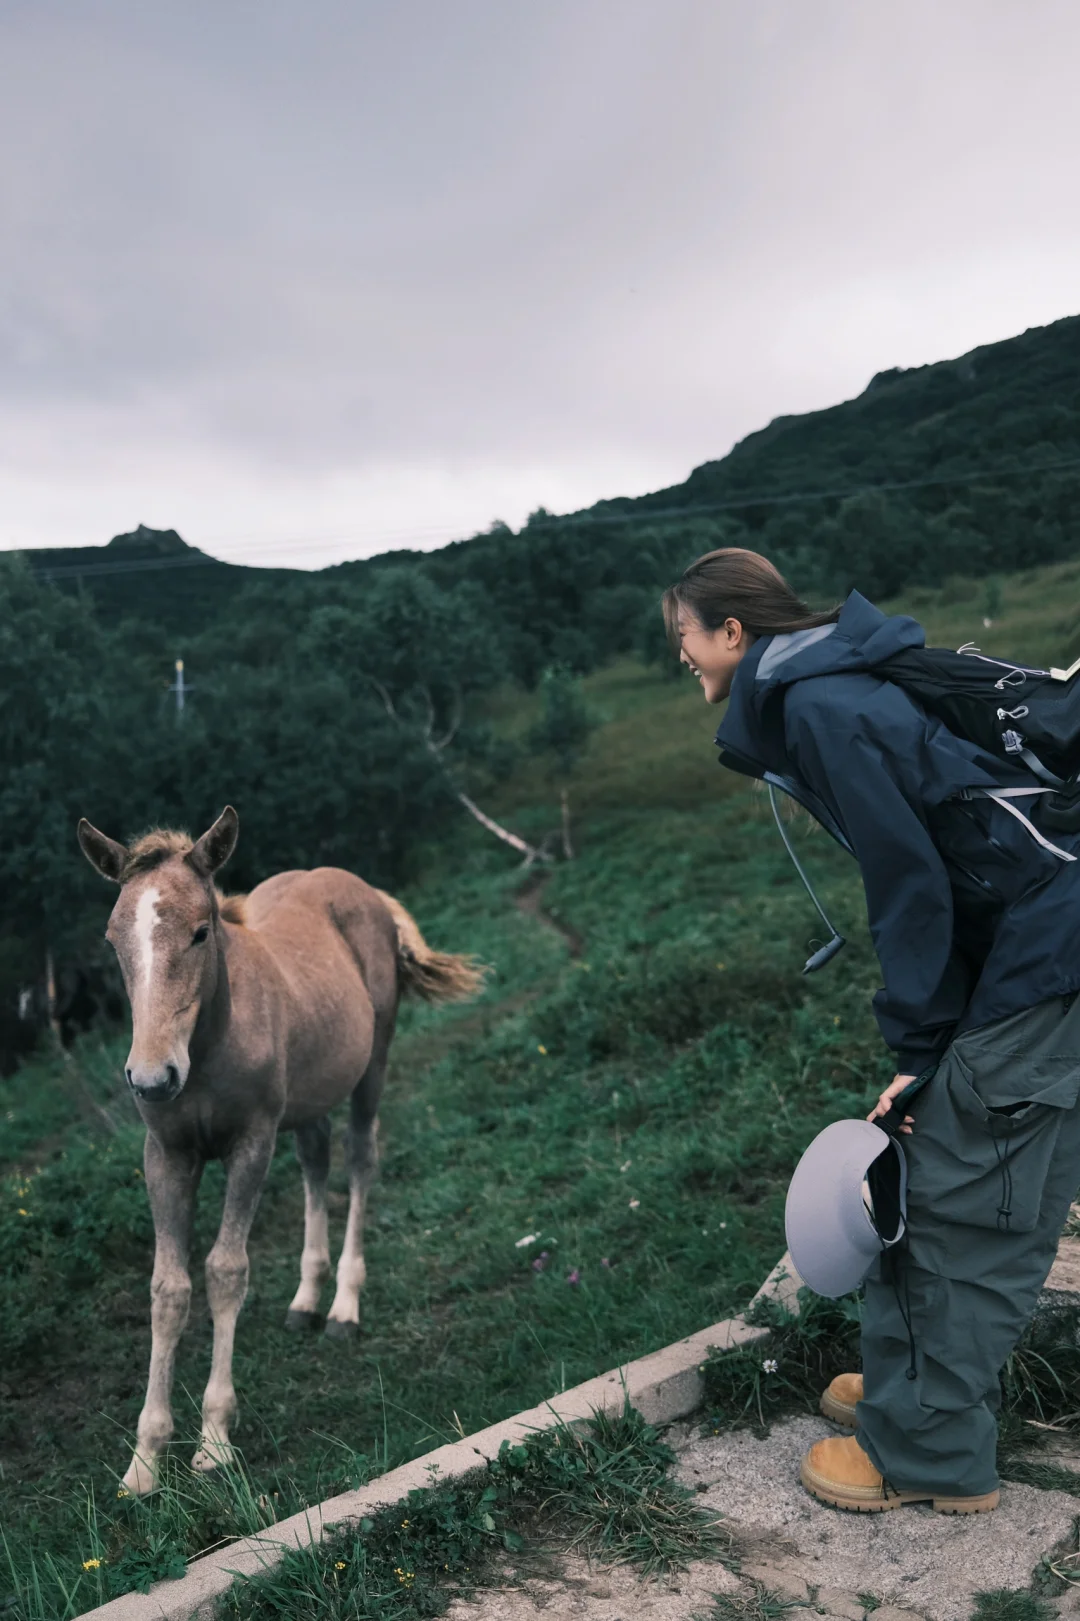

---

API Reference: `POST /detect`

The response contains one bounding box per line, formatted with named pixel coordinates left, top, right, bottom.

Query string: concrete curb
left=75, top=1311, right=771, bottom=1620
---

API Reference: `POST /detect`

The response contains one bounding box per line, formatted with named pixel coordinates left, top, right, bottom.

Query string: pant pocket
left=910, top=1041, right=1080, bottom=1234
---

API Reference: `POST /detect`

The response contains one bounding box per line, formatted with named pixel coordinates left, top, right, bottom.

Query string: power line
left=16, top=450, right=1080, bottom=582
left=29, top=551, right=240, bottom=581
left=579, top=451, right=1080, bottom=523
left=21, top=530, right=460, bottom=579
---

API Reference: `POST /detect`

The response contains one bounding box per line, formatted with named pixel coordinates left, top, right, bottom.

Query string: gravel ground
left=444, top=1415, right=1080, bottom=1621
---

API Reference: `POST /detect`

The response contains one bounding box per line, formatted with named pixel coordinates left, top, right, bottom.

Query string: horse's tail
left=375, top=890, right=489, bottom=1004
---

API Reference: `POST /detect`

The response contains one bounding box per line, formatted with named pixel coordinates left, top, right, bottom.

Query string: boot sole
left=800, top=1459, right=999, bottom=1515
left=819, top=1390, right=859, bottom=1428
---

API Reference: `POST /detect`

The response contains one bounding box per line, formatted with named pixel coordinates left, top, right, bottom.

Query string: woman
left=664, top=547, right=1080, bottom=1514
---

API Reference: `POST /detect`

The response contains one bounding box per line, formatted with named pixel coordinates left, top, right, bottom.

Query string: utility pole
left=167, top=658, right=193, bottom=717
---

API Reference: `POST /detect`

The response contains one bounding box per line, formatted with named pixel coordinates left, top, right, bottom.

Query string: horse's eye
left=192, top=924, right=210, bottom=945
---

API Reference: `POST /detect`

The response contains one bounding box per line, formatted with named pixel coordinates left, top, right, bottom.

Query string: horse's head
left=77, top=808, right=239, bottom=1103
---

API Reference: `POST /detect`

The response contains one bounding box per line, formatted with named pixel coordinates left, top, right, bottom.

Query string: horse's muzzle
left=126, top=1063, right=184, bottom=1103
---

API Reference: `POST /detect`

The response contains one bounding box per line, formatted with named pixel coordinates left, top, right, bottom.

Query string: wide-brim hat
left=784, top=1119, right=907, bottom=1299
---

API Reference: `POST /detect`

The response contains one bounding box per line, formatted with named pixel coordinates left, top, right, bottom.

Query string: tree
left=526, top=666, right=597, bottom=858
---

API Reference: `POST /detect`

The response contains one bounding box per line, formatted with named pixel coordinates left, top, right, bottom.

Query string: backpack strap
left=1016, top=747, right=1065, bottom=787
left=975, top=787, right=1078, bottom=863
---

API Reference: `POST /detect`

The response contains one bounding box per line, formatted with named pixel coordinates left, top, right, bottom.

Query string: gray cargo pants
left=857, top=993, right=1080, bottom=1497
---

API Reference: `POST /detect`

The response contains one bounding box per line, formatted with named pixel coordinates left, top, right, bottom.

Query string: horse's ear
left=78, top=819, right=128, bottom=883
left=188, top=806, right=239, bottom=878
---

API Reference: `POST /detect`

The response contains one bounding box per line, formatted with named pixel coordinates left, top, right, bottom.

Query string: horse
left=77, top=806, right=485, bottom=1496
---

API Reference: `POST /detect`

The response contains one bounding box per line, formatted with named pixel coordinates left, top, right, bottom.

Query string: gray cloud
left=1, top=0, right=1079, bottom=564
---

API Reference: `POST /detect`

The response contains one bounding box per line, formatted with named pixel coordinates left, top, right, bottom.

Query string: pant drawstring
left=989, top=1123, right=1014, bottom=1231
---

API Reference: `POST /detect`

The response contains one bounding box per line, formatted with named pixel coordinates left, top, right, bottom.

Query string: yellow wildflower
left=335, top=1561, right=346, bottom=1570
left=17, top=1208, right=28, bottom=1217
left=82, top=1558, right=102, bottom=1570
left=537, top=1044, right=547, bottom=1054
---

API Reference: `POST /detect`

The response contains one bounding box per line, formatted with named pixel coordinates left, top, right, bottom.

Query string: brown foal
left=78, top=806, right=484, bottom=1495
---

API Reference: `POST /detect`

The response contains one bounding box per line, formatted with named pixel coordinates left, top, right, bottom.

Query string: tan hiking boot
left=800, top=1434, right=1000, bottom=1514
left=820, top=1372, right=862, bottom=1427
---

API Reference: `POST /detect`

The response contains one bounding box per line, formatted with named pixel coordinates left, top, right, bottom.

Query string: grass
left=3, top=560, right=1080, bottom=1614
left=220, top=1404, right=730, bottom=1621
left=701, top=1292, right=863, bottom=1432
left=0, top=1450, right=294, bottom=1613
left=1035, top=1515, right=1080, bottom=1596
left=969, top=1591, right=1057, bottom=1621
left=704, top=1582, right=804, bottom=1621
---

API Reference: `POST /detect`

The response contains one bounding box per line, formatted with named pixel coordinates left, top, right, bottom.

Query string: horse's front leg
left=191, top=1121, right=276, bottom=1474
left=124, top=1134, right=203, bottom=1495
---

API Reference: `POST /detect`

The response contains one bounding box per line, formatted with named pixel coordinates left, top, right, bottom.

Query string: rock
left=814, top=1586, right=867, bottom=1620
left=740, top=1564, right=810, bottom=1603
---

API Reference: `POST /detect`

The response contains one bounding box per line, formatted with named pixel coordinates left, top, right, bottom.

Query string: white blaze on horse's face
left=106, top=862, right=214, bottom=1103
left=133, top=887, right=162, bottom=990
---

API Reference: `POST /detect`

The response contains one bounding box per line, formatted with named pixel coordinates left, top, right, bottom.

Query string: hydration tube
left=768, top=783, right=847, bottom=973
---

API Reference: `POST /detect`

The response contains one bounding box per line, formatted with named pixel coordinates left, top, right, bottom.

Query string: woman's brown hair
left=662, top=548, right=841, bottom=650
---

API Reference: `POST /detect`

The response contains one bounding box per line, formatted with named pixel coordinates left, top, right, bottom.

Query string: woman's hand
left=867, top=1073, right=917, bottom=1134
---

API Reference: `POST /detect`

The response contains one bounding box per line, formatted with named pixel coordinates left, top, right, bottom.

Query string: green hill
left=18, top=311, right=1080, bottom=641
left=621, top=312, right=1080, bottom=513
left=25, top=523, right=301, bottom=637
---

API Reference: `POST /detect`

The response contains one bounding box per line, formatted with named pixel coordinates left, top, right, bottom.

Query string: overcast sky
left=2, top=0, right=1079, bottom=569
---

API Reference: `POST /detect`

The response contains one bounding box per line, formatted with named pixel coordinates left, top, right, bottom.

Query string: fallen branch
left=369, top=678, right=552, bottom=866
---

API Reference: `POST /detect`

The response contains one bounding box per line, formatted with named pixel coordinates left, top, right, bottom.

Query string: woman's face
left=677, top=609, right=754, bottom=704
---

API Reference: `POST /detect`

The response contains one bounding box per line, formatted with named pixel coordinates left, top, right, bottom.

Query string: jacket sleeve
left=782, top=673, right=974, bottom=1074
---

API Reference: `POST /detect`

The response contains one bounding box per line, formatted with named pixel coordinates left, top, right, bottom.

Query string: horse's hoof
left=191, top=1441, right=234, bottom=1474
left=284, top=1309, right=323, bottom=1333
left=120, top=1456, right=160, bottom=1497
left=324, top=1316, right=359, bottom=1340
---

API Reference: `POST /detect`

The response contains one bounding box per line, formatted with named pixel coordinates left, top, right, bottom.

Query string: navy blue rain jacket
left=715, top=590, right=1080, bottom=1075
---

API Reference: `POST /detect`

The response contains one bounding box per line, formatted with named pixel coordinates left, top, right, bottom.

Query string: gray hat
left=784, top=1119, right=908, bottom=1298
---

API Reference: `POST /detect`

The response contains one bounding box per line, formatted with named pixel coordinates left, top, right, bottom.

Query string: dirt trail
left=514, top=872, right=584, bottom=958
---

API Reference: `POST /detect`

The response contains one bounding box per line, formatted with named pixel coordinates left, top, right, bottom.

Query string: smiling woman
left=661, top=547, right=841, bottom=703
left=659, top=543, right=1080, bottom=1520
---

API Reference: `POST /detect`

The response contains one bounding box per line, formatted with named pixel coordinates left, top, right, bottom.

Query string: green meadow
left=1, top=562, right=1077, bottom=1616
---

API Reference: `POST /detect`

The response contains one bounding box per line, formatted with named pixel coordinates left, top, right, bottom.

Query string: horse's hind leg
left=325, top=1046, right=387, bottom=1338
left=285, top=1116, right=332, bottom=1330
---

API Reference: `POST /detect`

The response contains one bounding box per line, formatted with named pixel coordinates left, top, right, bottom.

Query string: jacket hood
left=716, top=590, right=925, bottom=773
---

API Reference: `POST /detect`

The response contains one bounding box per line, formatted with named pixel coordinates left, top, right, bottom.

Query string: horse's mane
left=122, top=829, right=193, bottom=879
left=121, top=828, right=248, bottom=922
